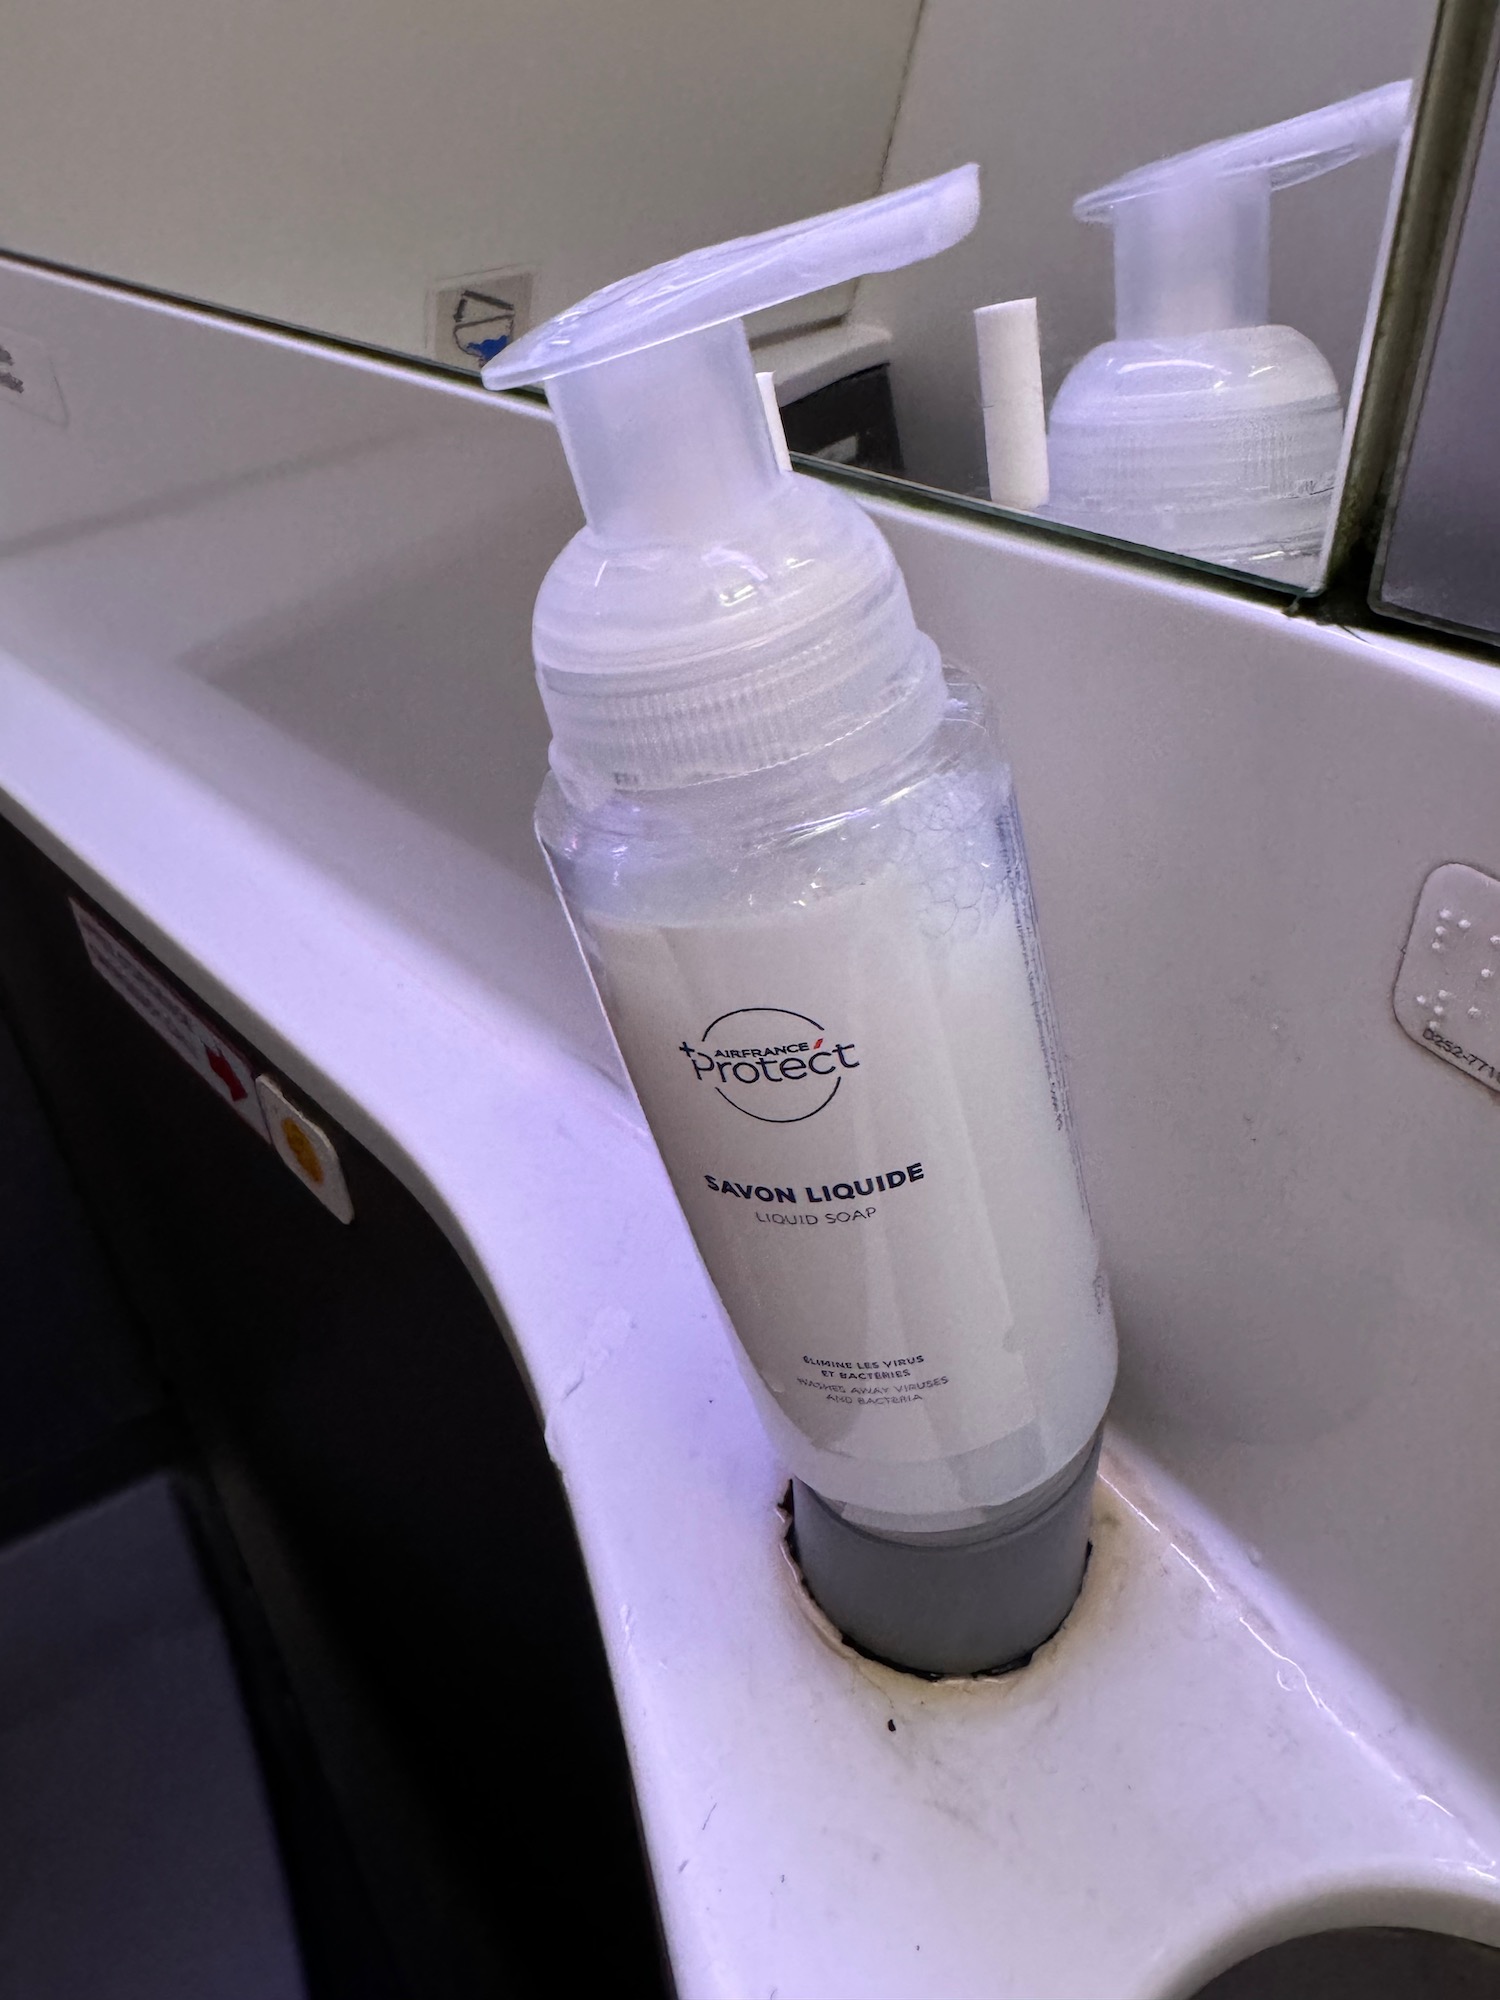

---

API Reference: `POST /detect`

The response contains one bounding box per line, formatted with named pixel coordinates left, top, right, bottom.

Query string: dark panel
left=0, top=924, right=406, bottom=1995
left=0, top=817, right=668, bottom=2000
left=0, top=1477, right=307, bottom=2000
left=783, top=362, right=905, bottom=476
left=1375, top=29, right=1500, bottom=642
left=0, top=1000, right=158, bottom=1489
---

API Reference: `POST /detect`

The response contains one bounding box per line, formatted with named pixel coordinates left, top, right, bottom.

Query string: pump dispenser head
left=1084, top=80, right=1410, bottom=343
left=1046, top=82, right=1411, bottom=581
left=483, top=166, right=977, bottom=544
left=481, top=168, right=978, bottom=797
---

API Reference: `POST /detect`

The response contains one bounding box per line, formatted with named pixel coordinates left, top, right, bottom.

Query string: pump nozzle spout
left=480, top=165, right=979, bottom=543
left=547, top=321, right=780, bottom=544
left=1077, top=79, right=1410, bottom=340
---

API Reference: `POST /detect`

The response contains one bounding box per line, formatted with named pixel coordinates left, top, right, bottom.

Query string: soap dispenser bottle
left=1046, top=80, right=1410, bottom=583
left=482, top=168, right=1116, bottom=1676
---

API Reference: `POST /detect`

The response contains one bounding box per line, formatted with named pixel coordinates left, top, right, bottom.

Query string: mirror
left=856, top=1, right=1435, bottom=589
left=0, top=0, right=1438, bottom=592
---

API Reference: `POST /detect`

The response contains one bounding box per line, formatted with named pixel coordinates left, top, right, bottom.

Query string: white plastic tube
left=974, top=298, right=1049, bottom=510
left=755, top=368, right=793, bottom=473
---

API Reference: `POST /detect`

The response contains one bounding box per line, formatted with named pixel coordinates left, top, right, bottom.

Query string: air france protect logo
left=679, top=1007, right=858, bottom=1123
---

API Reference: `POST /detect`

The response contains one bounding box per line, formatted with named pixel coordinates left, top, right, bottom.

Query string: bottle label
left=589, top=875, right=1035, bottom=1464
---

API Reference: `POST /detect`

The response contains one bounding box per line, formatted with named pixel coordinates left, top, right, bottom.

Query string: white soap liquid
left=575, top=780, right=1116, bottom=1528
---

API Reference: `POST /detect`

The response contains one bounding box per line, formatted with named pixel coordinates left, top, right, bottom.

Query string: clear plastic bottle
left=1046, top=80, right=1410, bottom=584
left=538, top=648, right=1114, bottom=1535
left=486, top=169, right=1116, bottom=1671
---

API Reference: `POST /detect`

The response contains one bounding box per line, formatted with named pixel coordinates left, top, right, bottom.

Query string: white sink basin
left=5, top=255, right=1500, bottom=1997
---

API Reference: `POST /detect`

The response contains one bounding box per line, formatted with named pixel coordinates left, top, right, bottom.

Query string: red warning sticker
left=71, top=901, right=269, bottom=1138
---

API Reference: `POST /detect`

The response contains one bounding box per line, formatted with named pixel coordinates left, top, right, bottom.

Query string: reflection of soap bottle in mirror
left=1045, top=80, right=1410, bottom=585
left=480, top=167, right=1117, bottom=1677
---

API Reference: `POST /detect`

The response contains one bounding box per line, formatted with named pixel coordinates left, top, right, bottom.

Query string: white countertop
left=3, top=638, right=1498, bottom=2000
left=4, top=253, right=1500, bottom=1991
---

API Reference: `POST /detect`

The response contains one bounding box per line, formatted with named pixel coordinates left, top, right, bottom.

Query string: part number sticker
left=1393, top=862, right=1500, bottom=1094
